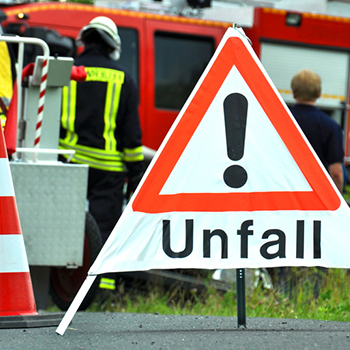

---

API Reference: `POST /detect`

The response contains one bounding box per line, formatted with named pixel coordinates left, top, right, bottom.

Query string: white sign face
left=160, top=66, right=310, bottom=195
left=89, top=27, right=350, bottom=276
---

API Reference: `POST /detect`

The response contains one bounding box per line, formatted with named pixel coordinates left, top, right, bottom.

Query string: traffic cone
left=0, top=127, right=64, bottom=328
left=0, top=126, right=37, bottom=317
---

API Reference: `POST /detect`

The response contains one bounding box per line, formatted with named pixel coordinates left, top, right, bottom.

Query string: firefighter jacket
left=0, top=41, right=14, bottom=130
left=59, top=46, right=144, bottom=173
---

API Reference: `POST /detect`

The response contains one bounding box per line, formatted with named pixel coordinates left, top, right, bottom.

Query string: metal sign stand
left=236, top=268, right=246, bottom=328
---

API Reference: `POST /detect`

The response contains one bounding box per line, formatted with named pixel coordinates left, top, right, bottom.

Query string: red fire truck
left=245, top=8, right=350, bottom=163
left=2, top=2, right=350, bottom=158
left=1, top=2, right=231, bottom=151
left=1, top=1, right=350, bottom=310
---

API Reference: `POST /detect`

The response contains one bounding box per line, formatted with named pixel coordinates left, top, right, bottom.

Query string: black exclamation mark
left=223, top=93, right=248, bottom=188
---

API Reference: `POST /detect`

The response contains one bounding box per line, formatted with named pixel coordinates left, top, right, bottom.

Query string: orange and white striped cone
left=0, top=127, right=37, bottom=317
left=0, top=121, right=64, bottom=329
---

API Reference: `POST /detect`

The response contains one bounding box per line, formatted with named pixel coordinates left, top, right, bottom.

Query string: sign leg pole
left=56, top=275, right=97, bottom=336
left=236, top=268, right=246, bottom=328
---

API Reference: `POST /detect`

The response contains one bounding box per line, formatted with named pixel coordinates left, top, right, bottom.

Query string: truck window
left=155, top=32, right=214, bottom=110
left=118, top=28, right=139, bottom=87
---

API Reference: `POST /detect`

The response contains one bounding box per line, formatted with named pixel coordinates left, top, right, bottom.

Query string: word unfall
left=162, top=219, right=321, bottom=260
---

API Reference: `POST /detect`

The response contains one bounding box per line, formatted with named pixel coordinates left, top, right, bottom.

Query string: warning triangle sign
left=56, top=26, right=350, bottom=335
left=79, top=25, right=350, bottom=274
left=87, top=26, right=350, bottom=273
left=133, top=29, right=340, bottom=213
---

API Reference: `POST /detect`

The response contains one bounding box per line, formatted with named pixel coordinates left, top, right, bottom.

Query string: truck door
left=144, top=20, right=226, bottom=150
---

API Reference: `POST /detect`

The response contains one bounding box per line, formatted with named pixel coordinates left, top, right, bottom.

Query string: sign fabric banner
left=89, top=27, right=350, bottom=275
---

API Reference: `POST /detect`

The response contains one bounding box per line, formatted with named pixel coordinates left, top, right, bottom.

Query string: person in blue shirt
left=289, top=69, right=344, bottom=192
left=275, top=69, right=345, bottom=299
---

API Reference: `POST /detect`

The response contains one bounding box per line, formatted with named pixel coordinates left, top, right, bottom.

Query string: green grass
left=84, top=268, right=350, bottom=322
left=343, top=186, right=350, bottom=203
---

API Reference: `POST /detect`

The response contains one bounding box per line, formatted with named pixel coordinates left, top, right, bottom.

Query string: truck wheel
left=49, top=212, right=103, bottom=311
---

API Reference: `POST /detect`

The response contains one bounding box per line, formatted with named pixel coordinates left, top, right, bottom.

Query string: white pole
left=56, top=275, right=97, bottom=336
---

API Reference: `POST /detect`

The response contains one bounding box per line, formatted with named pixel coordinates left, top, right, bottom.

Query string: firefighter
left=59, top=17, right=144, bottom=262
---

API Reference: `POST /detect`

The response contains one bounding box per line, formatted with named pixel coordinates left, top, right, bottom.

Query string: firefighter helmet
left=78, top=16, right=121, bottom=60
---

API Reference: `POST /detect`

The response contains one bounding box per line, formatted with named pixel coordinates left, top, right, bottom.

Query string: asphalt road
left=0, top=312, right=349, bottom=350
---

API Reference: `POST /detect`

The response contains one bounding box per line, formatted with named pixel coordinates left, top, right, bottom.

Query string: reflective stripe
left=59, top=141, right=126, bottom=171
left=85, top=67, right=124, bottom=153
left=0, top=235, right=29, bottom=273
left=0, top=158, right=15, bottom=196
left=59, top=147, right=126, bottom=172
left=60, top=67, right=127, bottom=171
left=124, top=146, right=144, bottom=162
left=1, top=114, right=6, bottom=130
left=59, top=141, right=124, bottom=160
left=61, top=82, right=78, bottom=145
left=0, top=197, right=21, bottom=234
left=99, top=277, right=116, bottom=290
left=1, top=97, right=10, bottom=130
left=104, top=79, right=121, bottom=152
left=86, top=68, right=124, bottom=84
